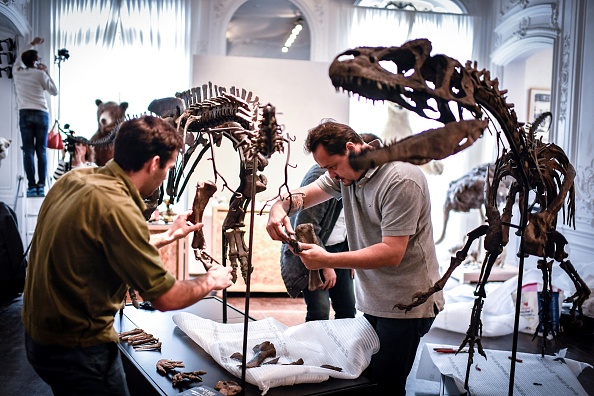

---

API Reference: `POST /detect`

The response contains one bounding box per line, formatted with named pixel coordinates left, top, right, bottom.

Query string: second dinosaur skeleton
left=155, top=83, right=286, bottom=284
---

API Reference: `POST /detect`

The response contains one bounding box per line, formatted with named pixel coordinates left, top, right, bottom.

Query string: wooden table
left=114, top=296, right=376, bottom=395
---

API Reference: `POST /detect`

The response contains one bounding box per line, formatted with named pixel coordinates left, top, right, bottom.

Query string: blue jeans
left=25, top=331, right=130, bottom=396
left=302, top=240, right=356, bottom=321
left=363, top=312, right=436, bottom=396
left=19, top=109, right=49, bottom=188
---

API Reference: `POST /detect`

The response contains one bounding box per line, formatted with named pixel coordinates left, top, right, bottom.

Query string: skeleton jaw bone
left=349, top=119, right=487, bottom=171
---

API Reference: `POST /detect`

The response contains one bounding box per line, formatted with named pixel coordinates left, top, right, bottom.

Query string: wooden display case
left=211, top=206, right=285, bottom=293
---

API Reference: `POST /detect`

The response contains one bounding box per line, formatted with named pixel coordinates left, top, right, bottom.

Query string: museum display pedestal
left=114, top=296, right=375, bottom=395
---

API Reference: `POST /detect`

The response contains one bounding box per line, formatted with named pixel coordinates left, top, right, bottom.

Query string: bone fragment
left=246, top=341, right=276, bottom=368
left=230, top=352, right=242, bottom=361
left=156, top=359, right=185, bottom=375
left=190, top=180, right=217, bottom=270
left=264, top=357, right=280, bottom=365
left=130, top=336, right=158, bottom=346
left=171, top=371, right=207, bottom=387
left=119, top=328, right=143, bottom=338
left=133, top=341, right=162, bottom=351
left=294, top=223, right=324, bottom=291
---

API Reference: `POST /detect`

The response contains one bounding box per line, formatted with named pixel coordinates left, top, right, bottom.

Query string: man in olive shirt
left=22, top=115, right=233, bottom=395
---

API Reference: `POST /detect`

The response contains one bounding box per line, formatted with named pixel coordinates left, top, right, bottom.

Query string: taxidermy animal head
left=0, top=137, right=11, bottom=160
left=96, top=99, right=128, bottom=135
left=90, top=99, right=129, bottom=166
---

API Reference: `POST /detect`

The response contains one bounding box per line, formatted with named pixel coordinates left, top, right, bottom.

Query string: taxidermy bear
left=90, top=99, right=128, bottom=166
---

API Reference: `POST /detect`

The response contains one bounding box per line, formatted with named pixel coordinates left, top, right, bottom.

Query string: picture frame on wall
left=528, top=88, right=551, bottom=143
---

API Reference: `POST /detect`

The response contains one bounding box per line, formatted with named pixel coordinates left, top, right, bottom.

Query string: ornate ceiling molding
left=576, top=157, right=594, bottom=226
left=558, top=34, right=570, bottom=122
left=0, top=1, right=30, bottom=37
left=490, top=3, right=559, bottom=65
left=499, top=0, right=529, bottom=15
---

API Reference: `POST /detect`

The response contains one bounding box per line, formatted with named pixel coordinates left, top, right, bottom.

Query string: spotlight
left=282, top=17, right=303, bottom=53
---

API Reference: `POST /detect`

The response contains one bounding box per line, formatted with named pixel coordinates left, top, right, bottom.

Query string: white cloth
left=172, top=313, right=379, bottom=395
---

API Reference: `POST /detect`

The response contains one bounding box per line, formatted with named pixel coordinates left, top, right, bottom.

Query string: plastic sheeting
left=172, top=313, right=379, bottom=395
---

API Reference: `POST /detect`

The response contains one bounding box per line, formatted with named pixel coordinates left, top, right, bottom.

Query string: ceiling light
left=282, top=17, right=303, bottom=53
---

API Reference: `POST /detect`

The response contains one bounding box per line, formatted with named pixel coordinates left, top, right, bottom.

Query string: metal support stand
left=508, top=188, right=531, bottom=395
left=217, top=154, right=259, bottom=395
left=238, top=154, right=259, bottom=394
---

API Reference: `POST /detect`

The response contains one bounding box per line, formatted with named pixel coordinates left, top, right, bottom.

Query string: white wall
left=183, top=54, right=349, bottom=273
left=503, top=48, right=553, bottom=124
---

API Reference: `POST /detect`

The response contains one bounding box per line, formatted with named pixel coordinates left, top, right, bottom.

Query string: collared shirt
left=22, top=160, right=175, bottom=348
left=316, top=160, right=444, bottom=319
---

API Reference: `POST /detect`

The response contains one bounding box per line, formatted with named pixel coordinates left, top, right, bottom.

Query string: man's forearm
left=150, top=276, right=215, bottom=311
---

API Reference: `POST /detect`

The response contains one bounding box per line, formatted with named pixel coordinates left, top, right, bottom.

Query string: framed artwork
left=528, top=88, right=551, bottom=143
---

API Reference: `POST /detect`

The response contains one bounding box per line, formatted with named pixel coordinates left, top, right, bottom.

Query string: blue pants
left=19, top=109, right=49, bottom=189
left=363, top=313, right=436, bottom=396
left=302, top=240, right=356, bottom=321
left=25, top=331, right=130, bottom=396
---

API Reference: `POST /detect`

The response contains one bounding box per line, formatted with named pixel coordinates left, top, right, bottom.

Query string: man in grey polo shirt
left=266, top=120, right=444, bottom=395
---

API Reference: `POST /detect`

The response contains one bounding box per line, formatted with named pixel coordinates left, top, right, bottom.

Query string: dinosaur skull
left=329, top=38, right=482, bottom=124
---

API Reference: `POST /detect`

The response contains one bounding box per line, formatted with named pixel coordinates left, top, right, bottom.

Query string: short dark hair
left=114, top=115, right=183, bottom=172
left=21, top=50, right=38, bottom=68
left=304, top=120, right=363, bottom=156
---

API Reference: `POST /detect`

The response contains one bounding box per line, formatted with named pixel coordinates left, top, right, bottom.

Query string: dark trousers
left=25, top=331, right=130, bottom=396
left=302, top=240, right=356, bottom=321
left=19, top=109, right=49, bottom=188
left=363, top=313, right=435, bottom=396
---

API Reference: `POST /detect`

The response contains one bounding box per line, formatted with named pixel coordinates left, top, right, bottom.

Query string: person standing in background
left=280, top=162, right=355, bottom=321
left=280, top=133, right=382, bottom=322
left=13, top=37, right=58, bottom=197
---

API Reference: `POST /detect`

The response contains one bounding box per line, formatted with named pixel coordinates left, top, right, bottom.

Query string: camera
left=57, top=48, right=69, bottom=59
left=55, top=48, right=70, bottom=64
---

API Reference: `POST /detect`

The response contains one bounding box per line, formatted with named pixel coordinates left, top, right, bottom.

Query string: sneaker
left=27, top=187, right=38, bottom=197
left=37, top=186, right=45, bottom=197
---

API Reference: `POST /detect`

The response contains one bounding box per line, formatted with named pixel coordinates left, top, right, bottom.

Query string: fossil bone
left=246, top=341, right=276, bottom=368
left=156, top=359, right=185, bottom=375
left=290, top=223, right=324, bottom=292
left=190, top=180, right=218, bottom=270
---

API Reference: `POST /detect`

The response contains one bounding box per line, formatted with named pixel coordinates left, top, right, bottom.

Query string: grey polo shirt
left=316, top=161, right=444, bottom=319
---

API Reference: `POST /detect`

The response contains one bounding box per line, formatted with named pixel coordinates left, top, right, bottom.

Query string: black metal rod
left=508, top=188, right=530, bottom=395
left=222, top=230, right=228, bottom=324
left=239, top=155, right=258, bottom=395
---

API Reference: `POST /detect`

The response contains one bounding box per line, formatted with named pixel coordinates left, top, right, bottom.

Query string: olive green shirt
left=22, top=160, right=175, bottom=348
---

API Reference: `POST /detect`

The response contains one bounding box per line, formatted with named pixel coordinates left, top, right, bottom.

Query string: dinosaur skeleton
left=328, top=39, right=590, bottom=390
left=435, top=162, right=512, bottom=250
left=158, top=82, right=286, bottom=283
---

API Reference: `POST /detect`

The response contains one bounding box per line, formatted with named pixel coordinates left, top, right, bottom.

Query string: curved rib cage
left=328, top=39, right=589, bottom=389
left=154, top=82, right=286, bottom=283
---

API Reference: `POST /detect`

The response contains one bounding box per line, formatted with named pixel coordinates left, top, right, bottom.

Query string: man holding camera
left=13, top=37, right=58, bottom=197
